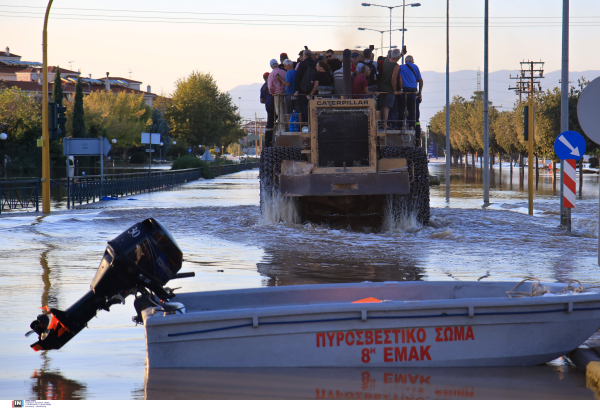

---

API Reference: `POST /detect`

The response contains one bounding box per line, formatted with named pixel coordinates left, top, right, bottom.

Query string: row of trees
left=0, top=68, right=243, bottom=174
left=428, top=78, right=594, bottom=170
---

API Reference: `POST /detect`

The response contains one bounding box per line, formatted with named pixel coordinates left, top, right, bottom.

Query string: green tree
left=72, top=78, right=85, bottom=138
left=166, top=71, right=242, bottom=150
left=81, top=91, right=152, bottom=155
left=0, top=87, right=43, bottom=173
left=52, top=67, right=66, bottom=137
left=150, top=108, right=172, bottom=155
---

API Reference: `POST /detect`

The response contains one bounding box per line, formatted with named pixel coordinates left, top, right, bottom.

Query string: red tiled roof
left=0, top=80, right=156, bottom=97
left=48, top=66, right=79, bottom=74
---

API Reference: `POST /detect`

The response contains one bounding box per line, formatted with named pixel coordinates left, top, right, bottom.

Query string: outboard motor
left=27, top=218, right=193, bottom=351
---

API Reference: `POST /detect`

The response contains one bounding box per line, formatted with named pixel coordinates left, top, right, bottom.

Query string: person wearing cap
left=279, top=53, right=288, bottom=69
left=260, top=72, right=275, bottom=147
left=351, top=52, right=360, bottom=73
left=267, top=59, right=287, bottom=131
left=276, top=59, right=299, bottom=124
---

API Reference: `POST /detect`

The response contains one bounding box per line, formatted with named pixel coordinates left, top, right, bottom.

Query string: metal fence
left=67, top=168, right=203, bottom=208
left=67, top=163, right=258, bottom=208
left=210, top=162, right=257, bottom=177
left=0, top=179, right=40, bottom=214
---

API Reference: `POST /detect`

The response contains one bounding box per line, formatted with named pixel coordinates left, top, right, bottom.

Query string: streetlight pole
left=358, top=28, right=403, bottom=58
left=445, top=0, right=450, bottom=203
left=159, top=142, right=164, bottom=164
left=42, top=0, right=54, bottom=214
left=0, top=132, right=7, bottom=179
left=362, top=2, right=420, bottom=60
left=112, top=139, right=117, bottom=167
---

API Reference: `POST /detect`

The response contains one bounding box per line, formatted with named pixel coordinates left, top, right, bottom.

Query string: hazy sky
left=2, top=0, right=599, bottom=115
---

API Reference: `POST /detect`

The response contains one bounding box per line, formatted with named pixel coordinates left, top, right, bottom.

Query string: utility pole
left=445, top=0, right=450, bottom=202
left=561, top=0, right=569, bottom=229
left=514, top=60, right=545, bottom=215
left=483, top=0, right=489, bottom=205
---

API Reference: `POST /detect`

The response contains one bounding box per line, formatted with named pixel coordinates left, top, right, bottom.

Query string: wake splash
left=259, top=188, right=301, bottom=225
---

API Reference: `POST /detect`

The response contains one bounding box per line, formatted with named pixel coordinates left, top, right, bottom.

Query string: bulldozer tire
left=382, top=146, right=430, bottom=225
left=259, top=146, right=302, bottom=213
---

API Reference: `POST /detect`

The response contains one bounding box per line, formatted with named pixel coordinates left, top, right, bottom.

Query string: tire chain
left=382, top=146, right=430, bottom=225
left=259, top=147, right=302, bottom=212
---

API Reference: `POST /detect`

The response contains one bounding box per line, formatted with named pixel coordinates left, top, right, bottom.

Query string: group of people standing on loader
left=260, top=47, right=424, bottom=147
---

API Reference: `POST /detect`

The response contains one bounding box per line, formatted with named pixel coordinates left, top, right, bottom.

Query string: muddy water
left=0, top=166, right=598, bottom=399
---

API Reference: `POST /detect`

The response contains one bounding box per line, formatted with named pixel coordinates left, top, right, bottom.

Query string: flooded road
left=1, top=164, right=599, bottom=399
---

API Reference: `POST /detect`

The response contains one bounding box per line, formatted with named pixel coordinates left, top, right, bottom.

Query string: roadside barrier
left=67, top=168, right=203, bottom=208
left=0, top=179, right=40, bottom=214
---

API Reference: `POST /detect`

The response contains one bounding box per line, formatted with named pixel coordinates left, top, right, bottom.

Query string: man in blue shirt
left=398, top=55, right=424, bottom=142
left=276, top=59, right=299, bottom=124
left=260, top=72, right=274, bottom=147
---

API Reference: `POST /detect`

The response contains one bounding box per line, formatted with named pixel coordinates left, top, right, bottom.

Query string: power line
left=2, top=13, right=598, bottom=28
left=0, top=5, right=597, bottom=20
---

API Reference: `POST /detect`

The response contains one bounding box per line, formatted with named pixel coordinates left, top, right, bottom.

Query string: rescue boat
left=142, top=279, right=600, bottom=368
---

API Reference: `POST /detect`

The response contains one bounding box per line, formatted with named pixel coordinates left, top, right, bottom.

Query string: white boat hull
left=143, top=281, right=600, bottom=368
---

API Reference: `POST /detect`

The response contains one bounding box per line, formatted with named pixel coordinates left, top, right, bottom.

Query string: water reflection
left=144, top=362, right=592, bottom=400
left=258, top=250, right=424, bottom=286
left=30, top=353, right=87, bottom=400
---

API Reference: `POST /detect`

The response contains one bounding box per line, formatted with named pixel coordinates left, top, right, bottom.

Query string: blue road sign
left=188, top=148, right=193, bottom=153
left=554, top=131, right=586, bottom=161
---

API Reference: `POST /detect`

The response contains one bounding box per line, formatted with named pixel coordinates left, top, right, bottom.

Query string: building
left=0, top=47, right=157, bottom=105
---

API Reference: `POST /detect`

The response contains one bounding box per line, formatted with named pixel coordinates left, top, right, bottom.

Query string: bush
left=171, top=155, right=213, bottom=179
left=589, top=157, right=598, bottom=168
left=130, top=151, right=148, bottom=164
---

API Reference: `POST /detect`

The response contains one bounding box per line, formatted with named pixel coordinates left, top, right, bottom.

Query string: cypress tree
left=72, top=77, right=85, bottom=137
left=52, top=66, right=65, bottom=136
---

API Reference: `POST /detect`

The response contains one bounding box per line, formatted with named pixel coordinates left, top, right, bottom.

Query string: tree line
left=428, top=78, right=595, bottom=173
left=0, top=68, right=243, bottom=175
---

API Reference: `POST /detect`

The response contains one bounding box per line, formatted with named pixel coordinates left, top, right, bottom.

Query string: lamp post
left=356, top=45, right=397, bottom=59
left=358, top=28, right=405, bottom=57
left=0, top=132, right=7, bottom=179
left=111, top=139, right=117, bottom=167
left=42, top=0, right=54, bottom=213
left=361, top=2, right=421, bottom=62
left=172, top=140, right=177, bottom=159
left=159, top=142, right=164, bottom=164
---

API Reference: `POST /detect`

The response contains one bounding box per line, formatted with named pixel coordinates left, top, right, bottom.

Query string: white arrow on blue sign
left=554, top=131, right=586, bottom=161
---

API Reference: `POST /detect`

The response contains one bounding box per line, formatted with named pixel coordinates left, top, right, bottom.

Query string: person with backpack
left=398, top=55, right=424, bottom=137
left=294, top=49, right=316, bottom=121
left=362, top=49, right=378, bottom=90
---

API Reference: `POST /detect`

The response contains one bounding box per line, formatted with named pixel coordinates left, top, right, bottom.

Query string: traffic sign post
left=577, top=75, right=600, bottom=265
left=554, top=130, right=586, bottom=233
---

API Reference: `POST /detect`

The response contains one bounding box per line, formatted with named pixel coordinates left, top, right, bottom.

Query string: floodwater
left=1, top=163, right=599, bottom=400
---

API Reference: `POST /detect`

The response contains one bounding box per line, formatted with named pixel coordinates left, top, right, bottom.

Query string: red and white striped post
left=563, top=159, right=576, bottom=209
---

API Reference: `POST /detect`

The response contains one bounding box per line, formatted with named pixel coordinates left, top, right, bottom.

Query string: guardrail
left=210, top=162, right=257, bottom=177
left=0, top=179, right=40, bottom=214
left=67, top=168, right=203, bottom=208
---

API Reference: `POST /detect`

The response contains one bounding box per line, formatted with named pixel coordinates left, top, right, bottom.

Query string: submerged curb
left=569, top=344, right=600, bottom=397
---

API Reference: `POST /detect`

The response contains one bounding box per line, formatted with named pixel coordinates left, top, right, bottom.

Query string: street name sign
left=554, top=131, right=586, bottom=161
left=63, top=138, right=112, bottom=156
